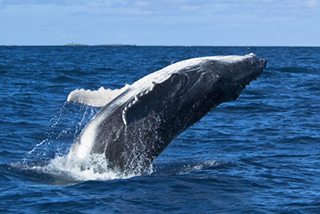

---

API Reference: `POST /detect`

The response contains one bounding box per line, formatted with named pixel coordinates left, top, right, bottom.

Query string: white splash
left=42, top=154, right=132, bottom=181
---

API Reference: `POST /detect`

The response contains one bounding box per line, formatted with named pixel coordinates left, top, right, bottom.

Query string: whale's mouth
left=261, top=58, right=267, bottom=68
left=225, top=57, right=266, bottom=101
left=240, top=57, right=266, bottom=84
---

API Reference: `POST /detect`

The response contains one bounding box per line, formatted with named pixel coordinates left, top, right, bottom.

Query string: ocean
left=0, top=46, right=319, bottom=213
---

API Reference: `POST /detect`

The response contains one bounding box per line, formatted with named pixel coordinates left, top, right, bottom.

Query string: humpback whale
left=67, top=53, right=266, bottom=175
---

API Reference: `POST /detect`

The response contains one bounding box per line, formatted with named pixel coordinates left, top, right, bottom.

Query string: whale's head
left=153, top=53, right=267, bottom=131
left=205, top=53, right=266, bottom=102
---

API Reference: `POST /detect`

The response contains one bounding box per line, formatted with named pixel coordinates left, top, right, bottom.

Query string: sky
left=0, top=0, right=319, bottom=46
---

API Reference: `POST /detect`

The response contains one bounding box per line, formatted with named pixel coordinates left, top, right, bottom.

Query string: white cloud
left=135, top=1, right=149, bottom=7
left=180, top=5, right=201, bottom=12
left=307, top=0, right=317, bottom=7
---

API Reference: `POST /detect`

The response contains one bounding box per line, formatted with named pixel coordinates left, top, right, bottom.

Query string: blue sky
left=0, top=0, right=319, bottom=46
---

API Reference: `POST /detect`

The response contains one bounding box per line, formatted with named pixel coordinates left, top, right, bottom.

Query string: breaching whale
left=67, top=53, right=266, bottom=175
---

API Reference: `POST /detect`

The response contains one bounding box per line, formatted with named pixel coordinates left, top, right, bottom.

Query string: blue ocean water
left=0, top=46, right=319, bottom=213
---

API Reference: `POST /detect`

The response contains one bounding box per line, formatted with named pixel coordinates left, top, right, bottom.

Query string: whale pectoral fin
left=67, top=85, right=130, bottom=107
left=123, top=73, right=188, bottom=126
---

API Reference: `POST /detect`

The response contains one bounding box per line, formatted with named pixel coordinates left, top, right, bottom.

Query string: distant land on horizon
left=63, top=43, right=138, bottom=47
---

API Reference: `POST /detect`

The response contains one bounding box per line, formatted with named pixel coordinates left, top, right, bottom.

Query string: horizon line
left=1, top=44, right=320, bottom=48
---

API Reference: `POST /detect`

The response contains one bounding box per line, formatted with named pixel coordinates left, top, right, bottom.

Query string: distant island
left=63, top=43, right=136, bottom=47
left=63, top=43, right=89, bottom=46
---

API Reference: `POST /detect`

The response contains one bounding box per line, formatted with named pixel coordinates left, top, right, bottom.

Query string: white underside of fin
left=67, top=85, right=130, bottom=107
